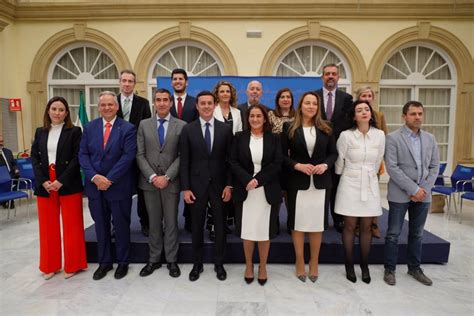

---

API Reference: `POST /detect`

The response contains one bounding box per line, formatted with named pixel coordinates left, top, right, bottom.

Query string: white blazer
left=214, top=105, right=242, bottom=135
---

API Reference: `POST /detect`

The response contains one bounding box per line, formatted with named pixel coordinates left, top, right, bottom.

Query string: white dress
left=294, top=126, right=326, bottom=232
left=241, top=136, right=272, bottom=241
left=334, top=127, right=385, bottom=217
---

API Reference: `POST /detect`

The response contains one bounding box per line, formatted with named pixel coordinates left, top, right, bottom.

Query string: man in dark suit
left=238, top=80, right=268, bottom=130
left=0, top=135, right=20, bottom=208
left=136, top=88, right=186, bottom=278
left=79, top=91, right=137, bottom=280
left=169, top=68, right=198, bottom=232
left=180, top=91, right=233, bottom=282
left=315, top=63, right=353, bottom=233
left=117, top=69, right=151, bottom=237
left=170, top=68, right=198, bottom=123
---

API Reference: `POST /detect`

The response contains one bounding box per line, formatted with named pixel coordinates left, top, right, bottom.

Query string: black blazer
left=171, top=94, right=198, bottom=123
left=315, top=89, right=352, bottom=139
left=230, top=130, right=282, bottom=204
left=31, top=126, right=84, bottom=197
left=179, top=119, right=233, bottom=197
left=117, top=93, right=151, bottom=129
left=281, top=122, right=337, bottom=190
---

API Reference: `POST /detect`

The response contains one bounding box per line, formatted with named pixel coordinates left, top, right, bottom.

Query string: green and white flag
left=74, top=91, right=89, bottom=129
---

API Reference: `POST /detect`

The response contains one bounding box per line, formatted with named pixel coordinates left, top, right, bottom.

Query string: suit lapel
left=399, top=128, right=417, bottom=163
left=296, top=126, right=310, bottom=159
left=262, top=131, right=271, bottom=164
left=162, top=117, right=177, bottom=150
left=55, top=125, right=68, bottom=163
left=39, top=129, right=49, bottom=164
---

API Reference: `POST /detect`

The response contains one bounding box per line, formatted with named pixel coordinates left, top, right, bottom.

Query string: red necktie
left=177, top=97, right=183, bottom=119
left=103, top=122, right=112, bottom=148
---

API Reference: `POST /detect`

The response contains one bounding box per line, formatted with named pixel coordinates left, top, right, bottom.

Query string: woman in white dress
left=231, top=105, right=282, bottom=286
left=281, top=92, right=337, bottom=282
left=334, top=100, right=385, bottom=283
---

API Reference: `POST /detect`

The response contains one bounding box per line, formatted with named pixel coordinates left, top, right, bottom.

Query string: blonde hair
left=288, top=91, right=332, bottom=138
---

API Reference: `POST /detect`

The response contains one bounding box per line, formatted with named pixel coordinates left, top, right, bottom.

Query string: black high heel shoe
left=257, top=266, right=267, bottom=286
left=345, top=264, right=357, bottom=283
left=360, top=265, right=371, bottom=284
left=244, top=264, right=254, bottom=284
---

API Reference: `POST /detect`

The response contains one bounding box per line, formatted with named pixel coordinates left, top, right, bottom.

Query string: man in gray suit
left=136, top=88, right=186, bottom=278
left=384, top=101, right=440, bottom=286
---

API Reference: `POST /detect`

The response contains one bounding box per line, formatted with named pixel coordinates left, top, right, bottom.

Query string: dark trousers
left=329, top=170, right=343, bottom=226
left=89, top=196, right=132, bottom=265
left=190, top=186, right=226, bottom=265
left=137, top=188, right=148, bottom=227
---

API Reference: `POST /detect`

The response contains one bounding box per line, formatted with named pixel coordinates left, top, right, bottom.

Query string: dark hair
left=322, top=63, right=339, bottom=74
left=288, top=91, right=332, bottom=138
left=196, top=90, right=215, bottom=104
left=171, top=68, right=188, bottom=81
left=120, top=69, right=136, bottom=82
left=43, top=96, right=73, bottom=130
left=349, top=100, right=377, bottom=129
left=212, top=80, right=238, bottom=108
left=402, top=101, right=424, bottom=115
left=154, top=88, right=172, bottom=100
left=246, top=104, right=271, bottom=132
left=274, top=88, right=295, bottom=118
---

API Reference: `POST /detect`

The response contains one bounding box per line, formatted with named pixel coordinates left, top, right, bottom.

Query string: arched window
left=273, top=41, right=351, bottom=92
left=147, top=42, right=224, bottom=100
left=379, top=44, right=456, bottom=164
left=48, top=43, right=120, bottom=121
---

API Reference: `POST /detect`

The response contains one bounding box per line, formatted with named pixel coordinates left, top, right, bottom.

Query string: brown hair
left=274, top=87, right=295, bottom=118
left=246, top=104, right=271, bottom=133
left=43, top=96, right=74, bottom=130
left=212, top=80, right=238, bottom=108
left=288, top=91, right=332, bottom=138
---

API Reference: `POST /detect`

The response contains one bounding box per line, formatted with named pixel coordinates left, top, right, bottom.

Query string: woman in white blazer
left=213, top=80, right=243, bottom=135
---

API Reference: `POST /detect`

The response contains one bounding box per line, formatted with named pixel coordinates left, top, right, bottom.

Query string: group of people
left=29, top=64, right=440, bottom=288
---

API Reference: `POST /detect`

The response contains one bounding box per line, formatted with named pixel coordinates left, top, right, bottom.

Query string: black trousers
left=190, top=185, right=226, bottom=265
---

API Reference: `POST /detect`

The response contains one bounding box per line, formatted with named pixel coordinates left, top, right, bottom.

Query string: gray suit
left=137, top=115, right=187, bottom=263
left=385, top=126, right=440, bottom=203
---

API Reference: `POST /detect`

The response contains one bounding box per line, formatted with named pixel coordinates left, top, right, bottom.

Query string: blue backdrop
left=156, top=76, right=322, bottom=109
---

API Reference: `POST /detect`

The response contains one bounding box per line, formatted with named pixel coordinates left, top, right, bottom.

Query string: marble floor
left=1, top=187, right=473, bottom=316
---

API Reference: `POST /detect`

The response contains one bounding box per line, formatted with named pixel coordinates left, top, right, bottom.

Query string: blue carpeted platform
left=85, top=198, right=450, bottom=264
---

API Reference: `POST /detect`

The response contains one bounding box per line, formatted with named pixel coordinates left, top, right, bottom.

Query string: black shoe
left=257, top=278, right=267, bottom=286
left=361, top=265, right=371, bottom=284
left=189, top=264, right=203, bottom=281
left=209, top=230, right=216, bottom=241
left=244, top=276, right=254, bottom=284
left=139, top=262, right=161, bottom=277
left=345, top=264, right=357, bottom=283
left=114, top=264, right=129, bottom=279
left=93, top=264, right=113, bottom=280
left=167, top=262, right=181, bottom=278
left=214, top=264, right=227, bottom=281
left=141, top=226, right=149, bottom=237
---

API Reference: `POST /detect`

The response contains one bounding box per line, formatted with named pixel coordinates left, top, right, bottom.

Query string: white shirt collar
left=156, top=113, right=171, bottom=121
left=199, top=117, right=215, bottom=126
left=102, top=116, right=117, bottom=127
left=323, top=87, right=336, bottom=97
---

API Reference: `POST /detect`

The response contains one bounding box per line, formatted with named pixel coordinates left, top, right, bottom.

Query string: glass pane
left=86, top=47, right=100, bottom=73
left=92, top=52, right=118, bottom=80
left=423, top=52, right=451, bottom=79
left=418, top=88, right=450, bottom=106
left=378, top=107, right=404, bottom=124
left=53, top=67, right=77, bottom=80
left=280, top=51, right=305, bottom=75
left=169, top=46, right=186, bottom=69
left=51, top=87, right=83, bottom=122
left=423, top=107, right=449, bottom=125
left=400, top=46, right=416, bottom=73
left=438, top=145, right=448, bottom=162
left=157, top=52, right=179, bottom=72
left=417, top=46, right=433, bottom=73
left=70, top=47, right=85, bottom=73
left=276, top=64, right=299, bottom=76
left=311, top=46, right=327, bottom=74
left=153, top=63, right=171, bottom=77
left=381, top=52, right=410, bottom=79
left=193, top=51, right=219, bottom=75
left=90, top=106, right=99, bottom=120
left=187, top=46, right=203, bottom=72
left=379, top=88, right=412, bottom=106
left=423, top=126, right=449, bottom=143
left=294, top=46, right=311, bottom=73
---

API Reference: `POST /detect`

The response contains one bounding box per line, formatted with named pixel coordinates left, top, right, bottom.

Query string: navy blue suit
left=79, top=117, right=137, bottom=264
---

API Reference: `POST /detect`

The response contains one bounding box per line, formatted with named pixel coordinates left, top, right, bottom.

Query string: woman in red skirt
left=31, top=96, right=87, bottom=280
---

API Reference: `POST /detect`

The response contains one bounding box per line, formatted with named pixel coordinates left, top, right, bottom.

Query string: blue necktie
left=204, top=122, right=211, bottom=153
left=158, top=118, right=166, bottom=148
